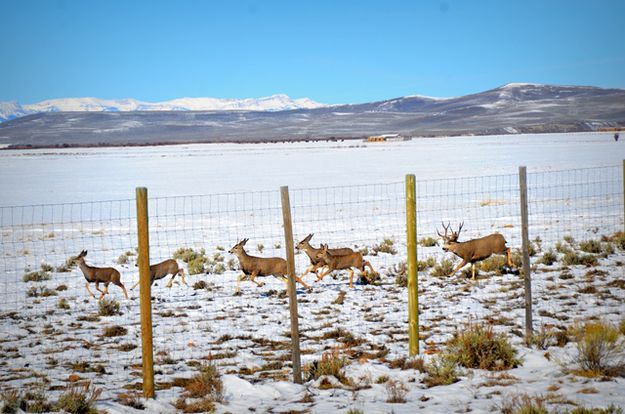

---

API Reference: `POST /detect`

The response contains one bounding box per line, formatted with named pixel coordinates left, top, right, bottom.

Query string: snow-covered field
left=1, top=132, right=624, bottom=413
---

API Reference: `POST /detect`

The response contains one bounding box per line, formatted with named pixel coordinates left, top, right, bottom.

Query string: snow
left=0, top=132, right=623, bottom=413
left=0, top=94, right=327, bottom=122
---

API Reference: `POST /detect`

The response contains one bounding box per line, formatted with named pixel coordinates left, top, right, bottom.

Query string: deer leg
left=294, top=274, right=310, bottom=289
left=236, top=273, right=245, bottom=294
left=364, top=260, right=376, bottom=275
left=316, top=267, right=332, bottom=282
left=249, top=271, right=264, bottom=287
left=506, top=248, right=513, bottom=267
left=471, top=264, right=476, bottom=280
left=85, top=282, right=96, bottom=299
left=179, top=269, right=187, bottom=286
left=348, top=269, right=355, bottom=288
left=116, top=281, right=129, bottom=299
left=450, top=259, right=468, bottom=276
left=166, top=275, right=174, bottom=288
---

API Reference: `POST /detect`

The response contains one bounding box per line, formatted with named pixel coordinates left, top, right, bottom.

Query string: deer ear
left=306, top=233, right=313, bottom=241
left=242, top=238, right=248, bottom=245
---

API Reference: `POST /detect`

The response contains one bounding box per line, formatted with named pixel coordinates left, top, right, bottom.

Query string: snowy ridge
left=0, top=94, right=327, bottom=122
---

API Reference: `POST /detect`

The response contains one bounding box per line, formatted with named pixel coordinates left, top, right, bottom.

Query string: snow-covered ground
left=0, top=132, right=624, bottom=413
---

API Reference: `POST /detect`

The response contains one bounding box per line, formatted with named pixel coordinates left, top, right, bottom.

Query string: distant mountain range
left=0, top=94, right=325, bottom=122
left=1, top=83, right=624, bottom=148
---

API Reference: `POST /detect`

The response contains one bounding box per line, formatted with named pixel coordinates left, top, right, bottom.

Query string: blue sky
left=1, top=0, right=624, bottom=104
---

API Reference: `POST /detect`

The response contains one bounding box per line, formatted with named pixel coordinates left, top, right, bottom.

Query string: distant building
left=366, top=134, right=401, bottom=142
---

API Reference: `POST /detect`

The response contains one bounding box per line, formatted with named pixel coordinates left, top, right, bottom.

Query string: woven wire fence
left=527, top=166, right=625, bottom=330
left=414, top=173, right=524, bottom=348
left=0, top=199, right=141, bottom=396
left=0, top=165, right=623, bottom=398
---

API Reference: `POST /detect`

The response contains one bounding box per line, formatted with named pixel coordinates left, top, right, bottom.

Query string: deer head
left=74, top=250, right=88, bottom=264
left=228, top=238, right=249, bottom=255
left=437, top=222, right=463, bottom=251
left=295, top=234, right=314, bottom=251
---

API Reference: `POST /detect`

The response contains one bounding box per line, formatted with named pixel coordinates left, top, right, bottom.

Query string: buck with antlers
left=228, top=238, right=310, bottom=290
left=295, top=233, right=354, bottom=279
left=315, top=244, right=376, bottom=288
left=74, top=250, right=129, bottom=300
left=131, top=259, right=186, bottom=290
left=437, top=222, right=513, bottom=280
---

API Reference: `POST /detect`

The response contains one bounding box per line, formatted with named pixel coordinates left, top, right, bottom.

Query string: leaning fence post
left=280, top=186, right=302, bottom=384
left=518, top=167, right=533, bottom=338
left=136, top=187, right=155, bottom=398
left=622, top=160, right=625, bottom=235
left=406, top=174, right=419, bottom=356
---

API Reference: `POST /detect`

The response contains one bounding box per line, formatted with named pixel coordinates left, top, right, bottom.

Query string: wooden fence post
left=280, top=186, right=302, bottom=384
left=406, top=174, right=419, bottom=356
left=518, top=167, right=533, bottom=338
left=622, top=160, right=625, bottom=235
left=136, top=187, right=155, bottom=398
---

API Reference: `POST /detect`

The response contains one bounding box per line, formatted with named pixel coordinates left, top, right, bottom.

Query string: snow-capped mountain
left=0, top=94, right=327, bottom=122
left=0, top=101, right=28, bottom=122
left=1, top=83, right=623, bottom=148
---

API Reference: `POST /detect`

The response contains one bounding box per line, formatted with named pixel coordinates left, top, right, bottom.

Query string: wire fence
left=0, top=164, right=623, bottom=400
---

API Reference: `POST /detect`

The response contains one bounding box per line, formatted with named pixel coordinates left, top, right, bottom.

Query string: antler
left=437, top=221, right=451, bottom=240
left=456, top=222, right=464, bottom=238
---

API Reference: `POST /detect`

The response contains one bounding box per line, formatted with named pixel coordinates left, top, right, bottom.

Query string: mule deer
left=131, top=259, right=186, bottom=290
left=315, top=244, right=376, bottom=288
left=74, top=250, right=129, bottom=300
left=437, top=222, right=513, bottom=280
left=228, top=238, right=310, bottom=290
left=295, top=233, right=354, bottom=278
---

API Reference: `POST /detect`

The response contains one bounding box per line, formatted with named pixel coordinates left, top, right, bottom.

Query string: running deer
left=228, top=238, right=310, bottom=290
left=315, top=244, right=376, bottom=288
left=437, top=222, right=513, bottom=280
left=131, top=259, right=186, bottom=290
left=295, top=233, right=354, bottom=278
left=74, top=250, right=129, bottom=300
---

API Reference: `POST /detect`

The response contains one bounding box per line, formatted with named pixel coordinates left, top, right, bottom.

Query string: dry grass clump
left=561, top=251, right=598, bottom=267
left=385, top=379, right=408, bottom=403
left=388, top=258, right=437, bottom=287
left=27, top=286, right=57, bottom=298
left=22, top=388, right=52, bottom=413
left=478, top=255, right=508, bottom=274
left=58, top=298, right=70, bottom=310
left=526, top=326, right=569, bottom=350
left=116, top=250, right=136, bottom=265
left=418, top=236, right=438, bottom=247
left=371, top=238, right=397, bottom=255
left=605, top=231, right=625, bottom=250
left=56, top=382, right=102, bottom=414
left=567, top=320, right=625, bottom=378
left=22, top=269, right=51, bottom=283
left=98, top=297, right=120, bottom=316
left=174, top=361, right=223, bottom=413
left=578, top=239, right=602, bottom=254
left=56, top=255, right=79, bottom=272
left=102, top=325, right=127, bottom=337
left=498, top=393, right=548, bottom=414
left=117, top=392, right=144, bottom=410
left=537, top=249, right=558, bottom=266
left=430, top=258, right=455, bottom=277
left=193, top=280, right=208, bottom=290
left=423, top=355, right=459, bottom=387
left=443, top=323, right=520, bottom=370
left=0, top=389, right=23, bottom=414
left=305, top=348, right=349, bottom=385
left=568, top=405, right=623, bottom=414
left=174, top=247, right=209, bottom=275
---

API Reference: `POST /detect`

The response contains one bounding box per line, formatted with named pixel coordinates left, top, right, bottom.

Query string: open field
left=1, top=132, right=624, bottom=413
